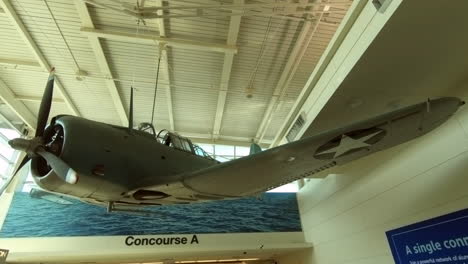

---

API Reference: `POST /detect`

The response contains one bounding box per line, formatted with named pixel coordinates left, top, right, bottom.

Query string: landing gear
left=106, top=201, right=114, bottom=213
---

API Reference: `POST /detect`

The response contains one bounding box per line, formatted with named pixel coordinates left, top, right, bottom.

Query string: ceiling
left=0, top=0, right=353, bottom=146
left=303, top=0, right=468, bottom=137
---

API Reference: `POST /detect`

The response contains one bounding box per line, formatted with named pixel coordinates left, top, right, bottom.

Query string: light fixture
left=174, top=258, right=260, bottom=264
left=75, top=69, right=88, bottom=81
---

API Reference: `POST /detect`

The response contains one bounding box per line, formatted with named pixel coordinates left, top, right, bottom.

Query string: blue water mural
left=0, top=192, right=301, bottom=237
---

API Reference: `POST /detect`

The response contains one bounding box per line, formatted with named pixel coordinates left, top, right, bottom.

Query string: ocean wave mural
left=0, top=191, right=301, bottom=237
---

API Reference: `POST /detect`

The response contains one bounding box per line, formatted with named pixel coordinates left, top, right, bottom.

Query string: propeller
left=35, top=149, right=78, bottom=184
left=36, top=68, right=55, bottom=137
left=1, top=68, right=75, bottom=196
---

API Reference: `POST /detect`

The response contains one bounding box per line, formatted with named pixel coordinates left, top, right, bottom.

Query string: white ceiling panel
left=0, top=15, right=35, bottom=61
left=0, top=0, right=352, bottom=144
left=221, top=92, right=270, bottom=137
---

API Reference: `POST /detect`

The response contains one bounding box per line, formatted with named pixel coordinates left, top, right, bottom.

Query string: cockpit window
left=193, top=145, right=213, bottom=159
left=194, top=146, right=205, bottom=156
left=170, top=136, right=181, bottom=149
left=180, top=138, right=192, bottom=152
left=158, top=131, right=215, bottom=160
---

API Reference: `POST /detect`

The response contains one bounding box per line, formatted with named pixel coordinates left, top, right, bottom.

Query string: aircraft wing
left=180, top=97, right=462, bottom=197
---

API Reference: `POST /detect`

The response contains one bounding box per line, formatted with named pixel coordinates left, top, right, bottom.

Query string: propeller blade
left=0, top=156, right=30, bottom=196
left=36, top=149, right=78, bottom=184
left=13, top=155, right=31, bottom=176
left=35, top=68, right=56, bottom=137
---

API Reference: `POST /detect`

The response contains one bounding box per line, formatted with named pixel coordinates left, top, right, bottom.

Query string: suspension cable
left=150, top=55, right=162, bottom=125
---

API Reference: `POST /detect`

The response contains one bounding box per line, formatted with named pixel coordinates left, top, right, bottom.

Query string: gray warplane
left=0, top=70, right=464, bottom=211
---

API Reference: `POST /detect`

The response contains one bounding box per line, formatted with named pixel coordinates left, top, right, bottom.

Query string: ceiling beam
left=0, top=58, right=40, bottom=68
left=0, top=79, right=37, bottom=129
left=74, top=0, right=128, bottom=126
left=270, top=0, right=368, bottom=147
left=82, top=0, right=140, bottom=19
left=93, top=0, right=347, bottom=21
left=80, top=27, right=238, bottom=54
left=0, top=0, right=81, bottom=117
left=254, top=20, right=314, bottom=142
left=0, top=111, right=21, bottom=134
left=15, top=95, right=65, bottom=103
left=132, top=2, right=350, bottom=11
left=255, top=13, right=323, bottom=143
left=212, top=0, right=243, bottom=140
left=156, top=0, right=174, bottom=131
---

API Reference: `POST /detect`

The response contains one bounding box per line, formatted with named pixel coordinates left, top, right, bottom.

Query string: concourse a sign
left=386, top=208, right=468, bottom=264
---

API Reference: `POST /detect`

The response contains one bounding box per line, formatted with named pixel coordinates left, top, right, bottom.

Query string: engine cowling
left=31, top=116, right=126, bottom=200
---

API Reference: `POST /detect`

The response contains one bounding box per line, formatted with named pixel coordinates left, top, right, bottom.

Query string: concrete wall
left=295, top=90, right=468, bottom=264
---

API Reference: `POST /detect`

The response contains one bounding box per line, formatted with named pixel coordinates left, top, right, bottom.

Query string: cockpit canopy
left=157, top=130, right=215, bottom=160
left=135, top=123, right=215, bottom=160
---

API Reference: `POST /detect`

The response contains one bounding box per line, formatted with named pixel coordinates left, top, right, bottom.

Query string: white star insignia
left=317, top=130, right=383, bottom=158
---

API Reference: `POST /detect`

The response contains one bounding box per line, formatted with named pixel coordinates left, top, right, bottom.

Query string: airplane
left=0, top=69, right=464, bottom=212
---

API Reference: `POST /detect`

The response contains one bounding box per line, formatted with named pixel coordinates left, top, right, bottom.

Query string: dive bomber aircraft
left=0, top=70, right=464, bottom=212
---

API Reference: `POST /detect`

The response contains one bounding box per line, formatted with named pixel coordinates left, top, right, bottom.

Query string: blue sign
left=386, top=208, right=468, bottom=264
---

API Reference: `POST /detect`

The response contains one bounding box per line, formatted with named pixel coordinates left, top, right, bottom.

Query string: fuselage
left=31, top=116, right=218, bottom=206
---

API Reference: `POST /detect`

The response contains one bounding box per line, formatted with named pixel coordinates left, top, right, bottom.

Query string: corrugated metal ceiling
left=0, top=0, right=353, bottom=145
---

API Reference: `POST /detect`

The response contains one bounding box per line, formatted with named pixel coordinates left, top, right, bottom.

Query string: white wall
left=0, top=232, right=308, bottom=263
left=276, top=248, right=313, bottom=264
left=295, top=91, right=468, bottom=264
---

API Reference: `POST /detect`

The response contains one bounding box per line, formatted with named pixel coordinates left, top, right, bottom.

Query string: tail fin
left=249, top=143, right=262, bottom=155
